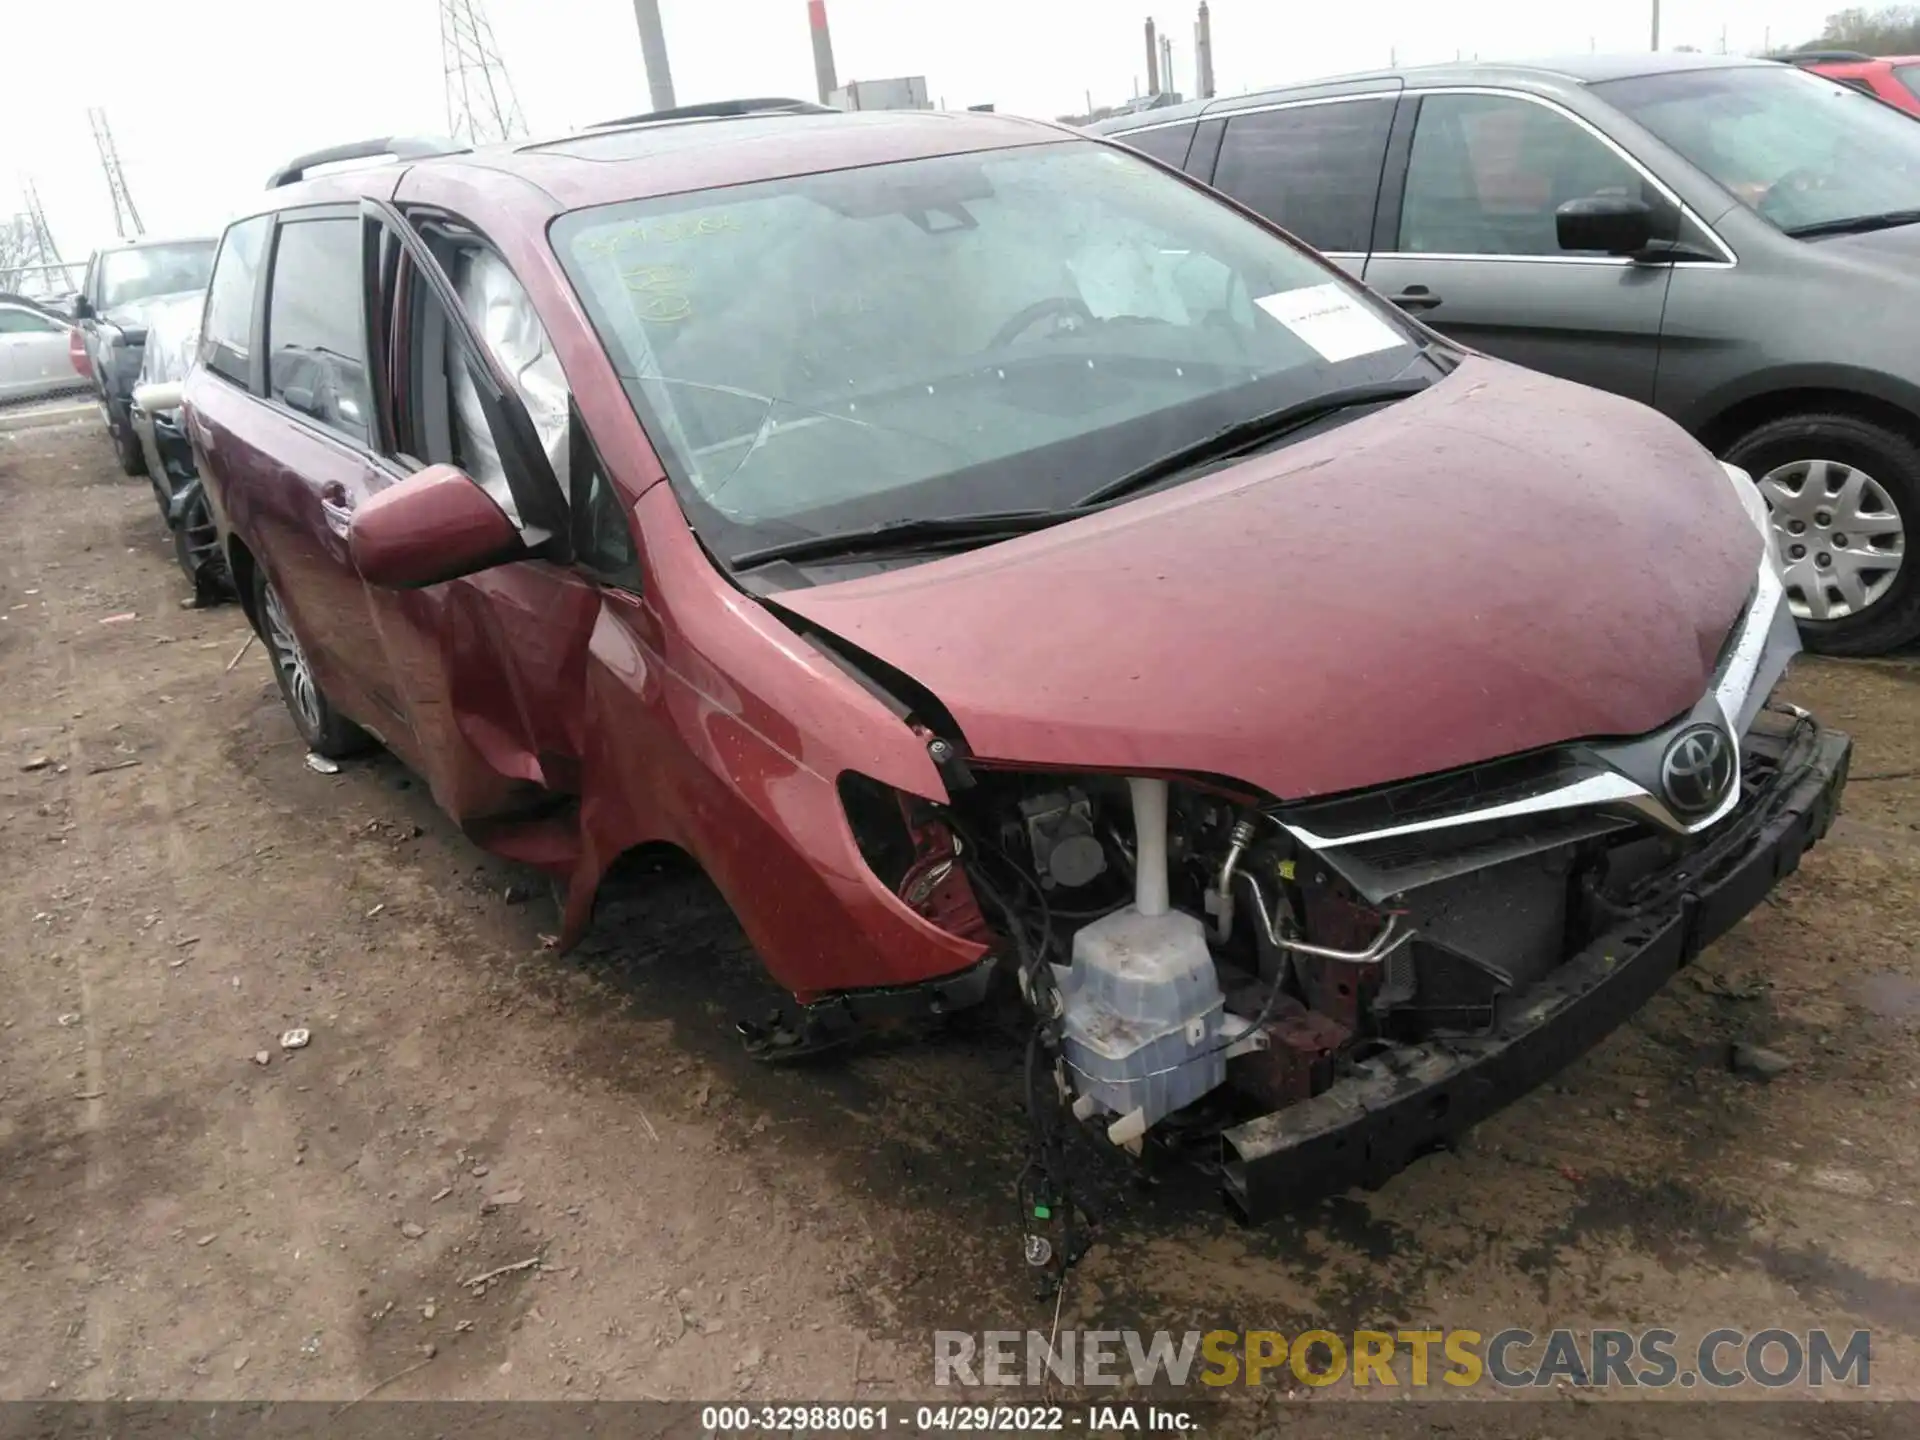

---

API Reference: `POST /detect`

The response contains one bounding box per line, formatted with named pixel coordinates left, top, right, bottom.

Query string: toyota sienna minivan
left=181, top=105, right=1847, bottom=1226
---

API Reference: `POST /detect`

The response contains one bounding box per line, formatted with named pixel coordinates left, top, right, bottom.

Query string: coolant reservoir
left=1058, top=906, right=1227, bottom=1139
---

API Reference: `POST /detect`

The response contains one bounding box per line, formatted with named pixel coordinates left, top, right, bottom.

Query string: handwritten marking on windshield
left=621, top=264, right=695, bottom=323
left=583, top=213, right=744, bottom=257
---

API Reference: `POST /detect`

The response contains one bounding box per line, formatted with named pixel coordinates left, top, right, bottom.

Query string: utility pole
left=88, top=109, right=143, bottom=241
left=440, top=0, right=529, bottom=143
left=1194, top=1, right=1216, bottom=99
left=1650, top=0, right=1661, bottom=51
left=807, top=0, right=837, bottom=106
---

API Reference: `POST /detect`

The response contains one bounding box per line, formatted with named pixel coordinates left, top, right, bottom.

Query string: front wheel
left=252, top=568, right=367, bottom=759
left=1723, top=412, right=1920, bottom=656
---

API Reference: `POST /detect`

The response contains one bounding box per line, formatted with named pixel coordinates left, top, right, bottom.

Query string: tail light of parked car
left=68, top=327, right=92, bottom=380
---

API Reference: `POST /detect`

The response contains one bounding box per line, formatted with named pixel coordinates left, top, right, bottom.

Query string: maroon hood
left=774, top=358, right=1760, bottom=800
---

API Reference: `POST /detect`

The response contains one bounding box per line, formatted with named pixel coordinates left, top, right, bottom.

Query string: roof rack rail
left=267, top=136, right=469, bottom=189
left=587, top=97, right=833, bottom=129
left=1774, top=49, right=1875, bottom=64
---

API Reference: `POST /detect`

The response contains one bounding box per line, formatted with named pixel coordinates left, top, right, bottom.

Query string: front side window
left=265, top=217, right=371, bottom=444
left=1399, top=93, right=1655, bottom=256
left=1598, top=64, right=1920, bottom=235
left=98, top=242, right=216, bottom=311
left=552, top=140, right=1428, bottom=561
left=1212, top=99, right=1396, bottom=251
left=202, top=217, right=270, bottom=386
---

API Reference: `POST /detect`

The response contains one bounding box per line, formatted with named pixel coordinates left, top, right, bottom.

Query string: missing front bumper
left=1220, top=720, right=1851, bottom=1222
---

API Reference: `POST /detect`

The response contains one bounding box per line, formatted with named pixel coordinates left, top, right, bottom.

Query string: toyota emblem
left=1660, top=724, right=1736, bottom=817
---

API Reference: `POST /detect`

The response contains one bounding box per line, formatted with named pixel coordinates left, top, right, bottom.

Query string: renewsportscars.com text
left=933, top=1327, right=1872, bottom=1390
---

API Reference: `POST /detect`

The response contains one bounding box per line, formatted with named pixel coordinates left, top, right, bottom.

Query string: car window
left=1398, top=93, right=1654, bottom=257
left=1597, top=64, right=1920, bottom=235
left=570, top=417, right=641, bottom=586
left=394, top=237, right=568, bottom=544
left=1901, top=64, right=1920, bottom=102
left=0, top=306, right=60, bottom=334
left=201, top=217, right=270, bottom=387
left=1115, top=122, right=1198, bottom=170
left=265, top=217, right=372, bottom=444
left=552, top=139, right=1428, bottom=561
left=1211, top=99, right=1396, bottom=252
left=98, top=242, right=216, bottom=310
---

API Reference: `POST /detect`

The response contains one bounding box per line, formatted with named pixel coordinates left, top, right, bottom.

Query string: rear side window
left=1115, top=122, right=1198, bottom=170
left=0, top=307, right=61, bottom=333
left=1899, top=64, right=1920, bottom=102
left=1212, top=98, right=1396, bottom=252
left=265, top=217, right=371, bottom=445
left=201, top=216, right=269, bottom=386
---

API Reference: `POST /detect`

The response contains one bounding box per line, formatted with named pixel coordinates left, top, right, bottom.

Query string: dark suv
left=1094, top=53, right=1920, bottom=653
left=73, top=236, right=217, bottom=473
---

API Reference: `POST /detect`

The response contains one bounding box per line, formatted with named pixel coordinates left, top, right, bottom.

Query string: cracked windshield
left=554, top=139, right=1422, bottom=550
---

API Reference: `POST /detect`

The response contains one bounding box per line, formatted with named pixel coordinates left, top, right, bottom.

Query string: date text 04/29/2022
left=700, top=1404, right=1200, bottom=1432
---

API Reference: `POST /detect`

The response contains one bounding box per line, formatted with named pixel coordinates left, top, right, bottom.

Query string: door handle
left=1389, top=285, right=1443, bottom=312
left=320, top=481, right=356, bottom=538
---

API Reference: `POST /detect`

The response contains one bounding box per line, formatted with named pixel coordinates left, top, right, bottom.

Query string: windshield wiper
left=1073, top=377, right=1431, bottom=508
left=1783, top=208, right=1920, bottom=239
left=730, top=509, right=1062, bottom=571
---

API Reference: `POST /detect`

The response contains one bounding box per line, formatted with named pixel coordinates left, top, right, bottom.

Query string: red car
left=1784, top=50, right=1920, bottom=113
left=184, top=106, right=1848, bottom=1229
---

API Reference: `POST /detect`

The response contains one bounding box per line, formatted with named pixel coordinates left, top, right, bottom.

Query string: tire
left=172, top=487, right=234, bottom=606
left=1722, top=412, right=1920, bottom=656
left=109, top=405, right=146, bottom=477
left=251, top=567, right=368, bottom=759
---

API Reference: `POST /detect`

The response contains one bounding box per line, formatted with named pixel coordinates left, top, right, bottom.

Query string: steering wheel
left=1758, top=166, right=1834, bottom=221
left=988, top=296, right=1096, bottom=350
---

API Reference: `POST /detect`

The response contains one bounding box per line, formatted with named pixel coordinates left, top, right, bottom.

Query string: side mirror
left=350, top=464, right=526, bottom=590
left=1556, top=195, right=1656, bottom=256
left=71, top=294, right=95, bottom=321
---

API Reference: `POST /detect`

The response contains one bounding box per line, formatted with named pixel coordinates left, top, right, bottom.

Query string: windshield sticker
left=1254, top=283, right=1405, bottom=364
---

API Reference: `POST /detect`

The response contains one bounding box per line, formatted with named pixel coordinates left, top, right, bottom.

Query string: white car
left=0, top=298, right=81, bottom=404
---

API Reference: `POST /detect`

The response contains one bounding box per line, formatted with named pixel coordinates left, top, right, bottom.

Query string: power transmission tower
left=22, top=180, right=63, bottom=267
left=89, top=108, right=144, bottom=240
left=440, top=0, right=528, bottom=145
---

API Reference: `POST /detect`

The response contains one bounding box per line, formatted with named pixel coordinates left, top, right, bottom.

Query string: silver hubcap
left=261, top=583, right=322, bottom=736
left=1758, top=458, right=1905, bottom=622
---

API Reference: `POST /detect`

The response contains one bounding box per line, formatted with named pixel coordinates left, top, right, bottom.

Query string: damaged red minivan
left=185, top=105, right=1849, bottom=1230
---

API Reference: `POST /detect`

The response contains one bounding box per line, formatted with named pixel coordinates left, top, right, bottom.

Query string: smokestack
left=1160, top=33, right=1174, bottom=96
left=810, top=0, right=840, bottom=104
left=1194, top=1, right=1215, bottom=99
left=1144, top=17, right=1160, bottom=95
left=631, top=0, right=676, bottom=111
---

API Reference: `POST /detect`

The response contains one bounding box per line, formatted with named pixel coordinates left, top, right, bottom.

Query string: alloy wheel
left=261, top=582, right=322, bottom=736
left=1758, top=458, right=1906, bottom=621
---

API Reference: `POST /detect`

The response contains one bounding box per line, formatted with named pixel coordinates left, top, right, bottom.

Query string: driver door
left=1365, top=90, right=1675, bottom=404
left=354, top=202, right=604, bottom=837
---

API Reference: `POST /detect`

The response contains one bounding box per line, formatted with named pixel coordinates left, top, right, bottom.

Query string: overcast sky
left=7, top=0, right=1842, bottom=270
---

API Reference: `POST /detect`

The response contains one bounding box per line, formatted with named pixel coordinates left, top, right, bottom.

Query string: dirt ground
left=3, top=419, right=1919, bottom=1430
